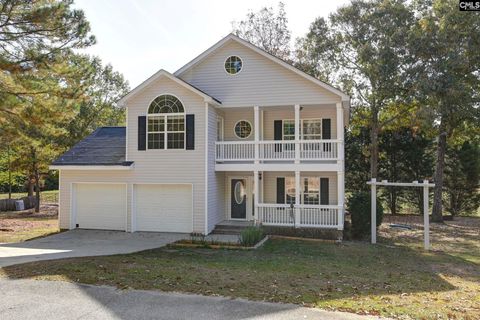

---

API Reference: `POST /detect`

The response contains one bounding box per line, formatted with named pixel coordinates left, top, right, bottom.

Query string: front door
left=231, top=179, right=247, bottom=219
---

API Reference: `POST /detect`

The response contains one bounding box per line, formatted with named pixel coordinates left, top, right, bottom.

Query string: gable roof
left=52, top=127, right=133, bottom=166
left=174, top=33, right=350, bottom=102
left=118, top=69, right=221, bottom=106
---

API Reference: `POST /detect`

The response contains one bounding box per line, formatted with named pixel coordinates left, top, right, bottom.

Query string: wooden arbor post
left=367, top=179, right=435, bottom=250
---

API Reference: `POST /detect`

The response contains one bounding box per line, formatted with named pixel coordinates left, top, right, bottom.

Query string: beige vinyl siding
left=262, top=171, right=338, bottom=205
left=125, top=76, right=207, bottom=233
left=59, top=76, right=207, bottom=233
left=262, top=106, right=337, bottom=140
left=222, top=107, right=254, bottom=141
left=219, top=105, right=337, bottom=141
left=207, top=106, right=225, bottom=232
left=180, top=40, right=341, bottom=107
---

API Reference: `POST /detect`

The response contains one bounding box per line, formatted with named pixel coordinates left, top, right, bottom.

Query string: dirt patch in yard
left=0, top=204, right=59, bottom=243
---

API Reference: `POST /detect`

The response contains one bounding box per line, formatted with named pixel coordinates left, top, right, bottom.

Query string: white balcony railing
left=215, top=141, right=255, bottom=161
left=215, top=140, right=340, bottom=162
left=257, top=203, right=343, bottom=229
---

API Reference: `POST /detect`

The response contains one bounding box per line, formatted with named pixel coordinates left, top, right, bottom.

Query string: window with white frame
left=283, top=177, right=321, bottom=205
left=285, top=177, right=296, bottom=204
left=302, top=119, right=322, bottom=140
left=282, top=119, right=322, bottom=140
left=225, top=56, right=243, bottom=74
left=234, top=120, right=252, bottom=139
left=147, top=95, right=185, bottom=149
left=303, top=177, right=320, bottom=205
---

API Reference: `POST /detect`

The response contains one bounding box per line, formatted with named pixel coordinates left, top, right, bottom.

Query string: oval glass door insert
left=234, top=181, right=245, bottom=204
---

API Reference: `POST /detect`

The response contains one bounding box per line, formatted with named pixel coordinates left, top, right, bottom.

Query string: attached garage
left=73, top=183, right=127, bottom=231
left=134, top=184, right=193, bottom=233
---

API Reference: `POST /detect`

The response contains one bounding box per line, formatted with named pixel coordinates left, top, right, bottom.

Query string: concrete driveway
left=0, top=229, right=189, bottom=267
left=0, top=279, right=384, bottom=320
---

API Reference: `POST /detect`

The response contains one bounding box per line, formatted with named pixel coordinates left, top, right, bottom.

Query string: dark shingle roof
left=52, top=127, right=133, bottom=166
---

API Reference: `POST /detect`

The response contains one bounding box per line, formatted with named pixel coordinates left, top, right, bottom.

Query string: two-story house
left=51, top=34, right=350, bottom=235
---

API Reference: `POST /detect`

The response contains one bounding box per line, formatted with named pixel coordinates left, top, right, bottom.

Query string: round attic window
left=225, top=56, right=243, bottom=74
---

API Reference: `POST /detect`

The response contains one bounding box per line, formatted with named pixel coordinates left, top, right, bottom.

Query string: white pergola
left=367, top=178, right=435, bottom=250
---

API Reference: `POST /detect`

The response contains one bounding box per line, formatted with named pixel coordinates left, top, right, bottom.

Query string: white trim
left=233, top=119, right=253, bottom=139
left=224, top=55, right=244, bottom=76
left=205, top=102, right=209, bottom=235
left=215, top=162, right=341, bottom=172
left=132, top=183, right=194, bottom=234
left=174, top=34, right=350, bottom=102
left=118, top=69, right=220, bottom=106
left=125, top=106, right=129, bottom=161
left=71, top=182, right=128, bottom=232
left=50, top=165, right=134, bottom=171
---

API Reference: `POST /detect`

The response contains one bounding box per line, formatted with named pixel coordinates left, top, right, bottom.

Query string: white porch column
left=337, top=171, right=344, bottom=230
left=294, top=104, right=300, bottom=164
left=254, top=170, right=259, bottom=224
left=295, top=171, right=301, bottom=227
left=336, top=102, right=345, bottom=166
left=336, top=102, right=345, bottom=231
left=254, top=106, right=260, bottom=164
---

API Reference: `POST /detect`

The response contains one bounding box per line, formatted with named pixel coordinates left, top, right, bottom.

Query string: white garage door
left=75, top=183, right=126, bottom=231
left=135, top=184, right=193, bottom=233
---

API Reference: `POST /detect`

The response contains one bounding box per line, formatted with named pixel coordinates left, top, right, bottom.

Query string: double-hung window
left=282, top=119, right=322, bottom=140
left=147, top=95, right=185, bottom=149
left=283, top=177, right=321, bottom=205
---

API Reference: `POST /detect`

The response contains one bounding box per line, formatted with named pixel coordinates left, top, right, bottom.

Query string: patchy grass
left=0, top=204, right=59, bottom=243
left=1, top=216, right=479, bottom=319
left=0, top=190, right=58, bottom=203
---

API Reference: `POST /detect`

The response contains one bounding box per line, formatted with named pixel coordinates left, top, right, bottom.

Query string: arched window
left=147, top=95, right=185, bottom=149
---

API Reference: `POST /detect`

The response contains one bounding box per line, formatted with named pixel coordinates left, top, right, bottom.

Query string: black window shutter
left=320, top=178, right=329, bottom=205
left=274, top=120, right=283, bottom=140
left=274, top=120, right=283, bottom=152
left=276, top=177, right=285, bottom=204
left=186, top=114, right=195, bottom=150
left=138, top=116, right=146, bottom=151
left=322, top=119, right=331, bottom=139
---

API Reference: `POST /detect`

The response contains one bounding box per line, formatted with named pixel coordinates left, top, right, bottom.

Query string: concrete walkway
left=0, top=230, right=184, bottom=267
left=0, top=279, right=385, bottom=320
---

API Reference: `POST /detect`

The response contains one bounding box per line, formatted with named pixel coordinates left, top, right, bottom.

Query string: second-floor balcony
left=215, top=139, right=341, bottom=162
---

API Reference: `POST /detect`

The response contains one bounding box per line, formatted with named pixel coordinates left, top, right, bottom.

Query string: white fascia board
left=49, top=165, right=134, bottom=171
left=215, top=162, right=341, bottom=172
left=117, top=69, right=220, bottom=107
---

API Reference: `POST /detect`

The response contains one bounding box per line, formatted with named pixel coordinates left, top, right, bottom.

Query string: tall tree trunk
left=370, top=108, right=379, bottom=179
left=7, top=145, right=12, bottom=199
left=31, top=147, right=40, bottom=213
left=27, top=177, right=34, bottom=196
left=432, top=119, right=447, bottom=222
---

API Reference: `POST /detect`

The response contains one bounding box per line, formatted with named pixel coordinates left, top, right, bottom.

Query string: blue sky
left=74, top=0, right=349, bottom=87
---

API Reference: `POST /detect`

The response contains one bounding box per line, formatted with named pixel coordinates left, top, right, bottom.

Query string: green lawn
left=0, top=190, right=58, bottom=203
left=1, top=217, right=479, bottom=319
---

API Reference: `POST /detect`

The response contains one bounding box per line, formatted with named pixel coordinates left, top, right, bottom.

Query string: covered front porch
left=219, top=171, right=344, bottom=230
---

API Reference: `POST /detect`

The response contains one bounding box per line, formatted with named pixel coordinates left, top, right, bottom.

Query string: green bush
left=239, top=226, right=264, bottom=247
left=348, top=192, right=383, bottom=239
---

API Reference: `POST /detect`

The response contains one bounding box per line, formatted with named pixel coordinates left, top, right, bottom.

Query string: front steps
left=212, top=220, right=254, bottom=235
